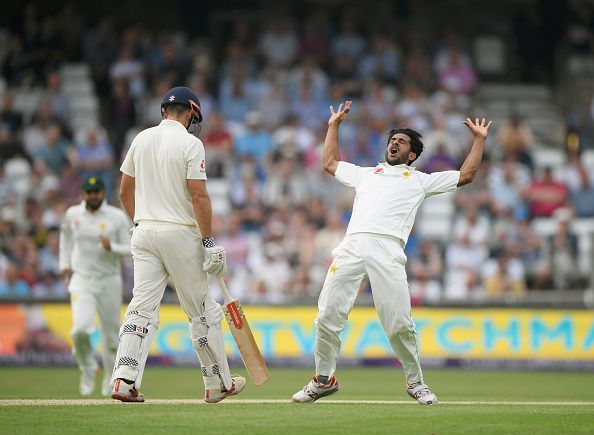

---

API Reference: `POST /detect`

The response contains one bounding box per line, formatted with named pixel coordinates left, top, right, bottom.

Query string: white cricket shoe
left=101, top=377, right=113, bottom=396
left=111, top=378, right=145, bottom=403
left=292, top=376, right=340, bottom=403
left=406, top=382, right=438, bottom=405
left=79, top=366, right=99, bottom=396
left=204, top=375, right=246, bottom=403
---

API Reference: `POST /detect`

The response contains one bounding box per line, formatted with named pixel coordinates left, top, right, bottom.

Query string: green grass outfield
left=1, top=367, right=593, bottom=434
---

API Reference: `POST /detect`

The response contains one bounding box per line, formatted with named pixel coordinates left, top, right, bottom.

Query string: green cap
left=82, top=176, right=105, bottom=192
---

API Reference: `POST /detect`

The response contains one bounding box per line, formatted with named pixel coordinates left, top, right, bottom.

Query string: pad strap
left=189, top=315, right=208, bottom=325
left=201, top=363, right=221, bottom=377
left=121, top=324, right=148, bottom=337
left=117, top=356, right=139, bottom=368
left=126, top=309, right=153, bottom=318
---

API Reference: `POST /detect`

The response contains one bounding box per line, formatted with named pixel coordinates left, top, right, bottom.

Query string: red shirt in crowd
left=526, top=178, right=568, bottom=217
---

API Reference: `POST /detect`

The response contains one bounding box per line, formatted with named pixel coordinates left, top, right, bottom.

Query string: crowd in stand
left=0, top=3, right=593, bottom=304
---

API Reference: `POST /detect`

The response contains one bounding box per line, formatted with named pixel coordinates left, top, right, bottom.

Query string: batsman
left=111, top=86, right=245, bottom=403
left=292, top=101, right=491, bottom=405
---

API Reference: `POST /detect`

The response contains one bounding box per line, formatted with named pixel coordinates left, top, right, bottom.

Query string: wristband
left=202, top=236, right=214, bottom=248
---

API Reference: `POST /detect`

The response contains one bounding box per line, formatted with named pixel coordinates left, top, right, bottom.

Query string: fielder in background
left=111, top=86, right=245, bottom=403
left=292, top=101, right=491, bottom=405
left=59, top=176, right=131, bottom=396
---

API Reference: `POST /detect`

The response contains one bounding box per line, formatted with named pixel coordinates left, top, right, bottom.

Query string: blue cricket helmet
left=160, top=86, right=203, bottom=123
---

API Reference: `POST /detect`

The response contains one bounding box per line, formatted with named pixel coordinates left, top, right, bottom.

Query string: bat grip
left=216, top=276, right=233, bottom=305
left=202, top=244, right=233, bottom=305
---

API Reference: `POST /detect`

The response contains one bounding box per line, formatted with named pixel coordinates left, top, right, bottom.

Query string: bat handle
left=202, top=244, right=233, bottom=305
left=216, top=276, right=233, bottom=305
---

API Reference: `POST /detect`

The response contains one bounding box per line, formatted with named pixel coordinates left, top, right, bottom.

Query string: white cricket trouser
left=113, top=222, right=229, bottom=389
left=315, top=233, right=424, bottom=384
left=69, top=273, right=122, bottom=380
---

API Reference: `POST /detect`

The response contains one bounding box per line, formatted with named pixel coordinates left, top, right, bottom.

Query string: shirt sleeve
left=186, top=139, right=207, bottom=180
left=59, top=209, right=73, bottom=270
left=109, top=211, right=132, bottom=257
left=334, top=161, right=367, bottom=189
left=419, top=170, right=460, bottom=197
left=120, top=141, right=136, bottom=177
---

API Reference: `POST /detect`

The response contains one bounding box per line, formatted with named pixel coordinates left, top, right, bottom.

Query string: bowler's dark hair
left=387, top=128, right=424, bottom=164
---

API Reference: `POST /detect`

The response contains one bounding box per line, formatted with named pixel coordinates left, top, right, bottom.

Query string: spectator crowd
left=0, top=2, right=593, bottom=304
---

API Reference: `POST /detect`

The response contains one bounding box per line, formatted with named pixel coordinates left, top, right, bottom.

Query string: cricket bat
left=217, top=277, right=270, bottom=386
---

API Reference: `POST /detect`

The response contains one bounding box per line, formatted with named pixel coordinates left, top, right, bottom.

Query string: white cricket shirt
left=120, top=119, right=207, bottom=226
left=335, top=162, right=460, bottom=245
left=59, top=202, right=131, bottom=278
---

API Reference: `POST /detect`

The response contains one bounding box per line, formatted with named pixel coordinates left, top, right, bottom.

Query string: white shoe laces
left=303, top=380, right=326, bottom=397
left=408, top=383, right=431, bottom=398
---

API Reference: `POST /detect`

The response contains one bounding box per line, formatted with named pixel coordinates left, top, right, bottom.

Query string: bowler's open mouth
left=389, top=147, right=399, bottom=157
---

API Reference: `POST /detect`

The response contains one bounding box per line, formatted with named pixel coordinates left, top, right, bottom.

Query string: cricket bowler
left=292, top=101, right=491, bottom=404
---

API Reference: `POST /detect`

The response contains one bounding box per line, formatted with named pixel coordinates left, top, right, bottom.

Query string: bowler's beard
left=385, top=149, right=410, bottom=166
left=86, top=200, right=102, bottom=211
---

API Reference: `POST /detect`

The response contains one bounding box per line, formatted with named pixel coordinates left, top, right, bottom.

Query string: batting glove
left=203, top=245, right=227, bottom=277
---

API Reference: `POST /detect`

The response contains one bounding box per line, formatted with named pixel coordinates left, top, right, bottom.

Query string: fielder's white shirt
left=59, top=202, right=131, bottom=278
left=335, top=162, right=460, bottom=245
left=120, top=119, right=207, bottom=226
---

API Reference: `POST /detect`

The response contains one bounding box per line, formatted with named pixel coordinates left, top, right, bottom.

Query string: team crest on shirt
left=402, top=171, right=412, bottom=179
left=99, top=223, right=106, bottom=231
left=374, top=167, right=384, bottom=174
left=329, top=262, right=338, bottom=274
